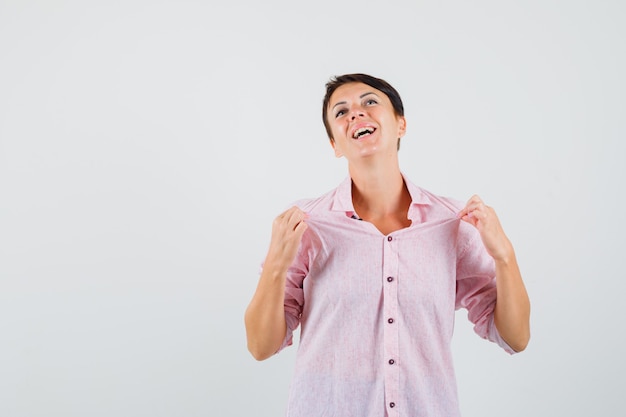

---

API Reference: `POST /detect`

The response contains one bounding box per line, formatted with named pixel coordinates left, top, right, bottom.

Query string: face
left=326, top=82, right=406, bottom=160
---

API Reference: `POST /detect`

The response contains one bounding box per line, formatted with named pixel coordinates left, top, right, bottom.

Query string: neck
left=348, top=160, right=409, bottom=218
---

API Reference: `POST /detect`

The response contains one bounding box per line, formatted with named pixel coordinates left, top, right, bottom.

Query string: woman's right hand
left=245, top=206, right=308, bottom=360
left=264, top=206, right=308, bottom=272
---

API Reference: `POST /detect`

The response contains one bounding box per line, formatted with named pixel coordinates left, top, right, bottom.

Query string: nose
left=349, top=107, right=365, bottom=120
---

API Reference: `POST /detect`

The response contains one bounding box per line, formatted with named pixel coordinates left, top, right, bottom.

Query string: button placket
left=382, top=234, right=400, bottom=416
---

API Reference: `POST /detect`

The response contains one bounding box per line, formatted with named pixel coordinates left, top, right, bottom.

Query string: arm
left=244, top=207, right=308, bottom=361
left=458, top=195, right=530, bottom=352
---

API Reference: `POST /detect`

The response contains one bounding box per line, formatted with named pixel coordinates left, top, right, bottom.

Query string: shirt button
left=389, top=402, right=396, bottom=408
left=389, top=359, right=395, bottom=365
left=387, top=236, right=393, bottom=242
left=387, top=276, right=394, bottom=282
left=388, top=318, right=394, bottom=324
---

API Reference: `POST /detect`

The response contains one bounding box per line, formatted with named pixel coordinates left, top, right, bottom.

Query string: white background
left=1, top=1, right=624, bottom=416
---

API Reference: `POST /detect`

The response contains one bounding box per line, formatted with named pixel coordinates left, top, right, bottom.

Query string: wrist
left=262, top=258, right=290, bottom=281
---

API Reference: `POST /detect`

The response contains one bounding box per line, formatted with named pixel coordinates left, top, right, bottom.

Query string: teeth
left=353, top=127, right=374, bottom=139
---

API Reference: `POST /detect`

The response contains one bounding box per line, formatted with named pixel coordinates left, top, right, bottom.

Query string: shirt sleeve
left=455, top=223, right=516, bottom=354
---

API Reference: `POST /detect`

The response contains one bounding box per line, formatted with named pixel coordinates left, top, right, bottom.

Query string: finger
left=463, top=196, right=491, bottom=216
left=282, top=206, right=302, bottom=217
left=285, top=208, right=307, bottom=230
left=458, top=204, right=481, bottom=220
left=276, top=207, right=295, bottom=222
left=465, top=195, right=486, bottom=210
left=274, top=207, right=307, bottom=236
left=465, top=201, right=486, bottom=212
left=276, top=207, right=302, bottom=224
left=459, top=205, right=489, bottom=227
left=293, top=219, right=308, bottom=239
left=467, top=194, right=483, bottom=204
left=460, top=212, right=479, bottom=227
left=458, top=195, right=480, bottom=215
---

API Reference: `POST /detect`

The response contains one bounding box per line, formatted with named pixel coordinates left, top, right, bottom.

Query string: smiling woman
left=322, top=73, right=405, bottom=151
left=244, top=73, right=530, bottom=417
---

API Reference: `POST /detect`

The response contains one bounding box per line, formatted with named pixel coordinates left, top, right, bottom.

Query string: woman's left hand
left=458, top=195, right=514, bottom=262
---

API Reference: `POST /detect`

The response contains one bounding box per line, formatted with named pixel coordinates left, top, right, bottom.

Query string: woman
left=244, top=73, right=530, bottom=417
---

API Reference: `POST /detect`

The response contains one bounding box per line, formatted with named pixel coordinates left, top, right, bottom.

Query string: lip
left=349, top=123, right=378, bottom=140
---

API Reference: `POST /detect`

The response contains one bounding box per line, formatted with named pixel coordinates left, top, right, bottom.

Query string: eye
left=365, top=98, right=378, bottom=106
left=335, top=109, right=347, bottom=118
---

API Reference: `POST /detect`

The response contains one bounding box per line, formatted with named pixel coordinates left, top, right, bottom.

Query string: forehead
left=329, top=82, right=387, bottom=106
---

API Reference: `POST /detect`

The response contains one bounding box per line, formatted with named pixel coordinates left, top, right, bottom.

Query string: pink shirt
left=274, top=176, right=514, bottom=417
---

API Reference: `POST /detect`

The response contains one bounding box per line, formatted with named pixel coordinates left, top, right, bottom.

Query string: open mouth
left=352, top=127, right=376, bottom=139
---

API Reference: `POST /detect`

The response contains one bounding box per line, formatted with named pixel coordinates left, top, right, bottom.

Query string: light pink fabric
left=272, top=175, right=514, bottom=417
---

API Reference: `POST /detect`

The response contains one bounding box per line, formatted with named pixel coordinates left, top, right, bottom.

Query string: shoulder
left=291, top=191, right=334, bottom=214
left=289, top=180, right=345, bottom=215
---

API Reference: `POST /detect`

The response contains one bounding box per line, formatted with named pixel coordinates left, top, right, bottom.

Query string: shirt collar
left=331, top=174, right=434, bottom=220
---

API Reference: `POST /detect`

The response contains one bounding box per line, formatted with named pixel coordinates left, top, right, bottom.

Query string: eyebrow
left=331, top=92, right=379, bottom=111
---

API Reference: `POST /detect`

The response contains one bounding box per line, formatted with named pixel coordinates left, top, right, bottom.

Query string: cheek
left=330, top=121, right=346, bottom=138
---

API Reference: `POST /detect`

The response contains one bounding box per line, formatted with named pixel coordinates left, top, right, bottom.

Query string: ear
left=397, top=116, right=407, bottom=138
left=330, top=138, right=343, bottom=158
